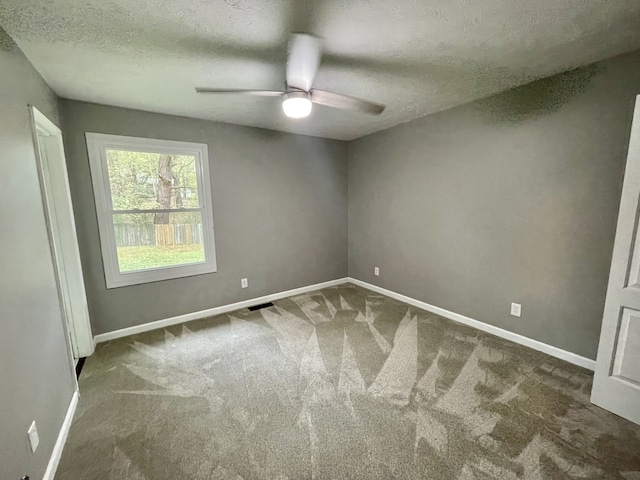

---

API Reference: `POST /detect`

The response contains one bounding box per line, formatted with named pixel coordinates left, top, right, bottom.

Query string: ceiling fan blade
left=195, top=88, right=284, bottom=96
left=286, top=33, right=322, bottom=92
left=311, top=89, right=386, bottom=115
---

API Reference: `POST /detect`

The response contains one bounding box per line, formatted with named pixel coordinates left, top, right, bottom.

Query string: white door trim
left=29, top=106, right=94, bottom=359
left=591, top=95, right=640, bottom=425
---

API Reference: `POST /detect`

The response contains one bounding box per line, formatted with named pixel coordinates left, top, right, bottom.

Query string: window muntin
left=86, top=134, right=217, bottom=288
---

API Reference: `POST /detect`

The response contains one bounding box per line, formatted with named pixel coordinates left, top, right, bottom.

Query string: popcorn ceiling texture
left=1, top=0, right=639, bottom=140
left=474, top=64, right=603, bottom=123
left=0, top=0, right=640, bottom=140
left=0, top=26, right=16, bottom=52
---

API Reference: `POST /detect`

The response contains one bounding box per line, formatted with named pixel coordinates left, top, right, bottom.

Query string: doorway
left=29, top=106, right=94, bottom=360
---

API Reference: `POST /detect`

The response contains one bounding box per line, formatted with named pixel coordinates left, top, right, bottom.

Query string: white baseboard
left=43, top=390, right=79, bottom=480
left=94, top=277, right=349, bottom=343
left=347, top=277, right=596, bottom=371
left=93, top=275, right=596, bottom=371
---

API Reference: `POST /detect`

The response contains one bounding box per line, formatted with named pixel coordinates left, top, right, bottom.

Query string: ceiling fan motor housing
left=195, top=33, right=385, bottom=118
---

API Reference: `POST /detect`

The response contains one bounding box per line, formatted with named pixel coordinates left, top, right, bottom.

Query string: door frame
left=591, top=95, right=640, bottom=425
left=29, top=106, right=94, bottom=359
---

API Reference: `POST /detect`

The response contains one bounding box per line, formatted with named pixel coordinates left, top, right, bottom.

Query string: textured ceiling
left=2, top=0, right=640, bottom=140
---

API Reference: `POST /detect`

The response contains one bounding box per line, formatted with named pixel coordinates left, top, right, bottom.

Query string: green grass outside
left=117, top=244, right=205, bottom=272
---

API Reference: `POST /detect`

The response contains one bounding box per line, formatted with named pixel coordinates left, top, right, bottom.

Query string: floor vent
left=248, top=302, right=275, bottom=311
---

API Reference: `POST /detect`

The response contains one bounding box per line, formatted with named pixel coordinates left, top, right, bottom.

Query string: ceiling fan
left=195, top=33, right=386, bottom=119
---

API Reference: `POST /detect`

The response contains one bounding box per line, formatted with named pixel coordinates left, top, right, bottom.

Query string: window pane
left=113, top=212, right=205, bottom=272
left=106, top=150, right=200, bottom=210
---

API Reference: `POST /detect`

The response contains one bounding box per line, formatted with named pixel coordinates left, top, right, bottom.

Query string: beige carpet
left=56, top=283, right=640, bottom=479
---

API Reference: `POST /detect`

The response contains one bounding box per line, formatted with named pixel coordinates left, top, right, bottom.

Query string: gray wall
left=348, top=49, right=640, bottom=360
left=0, top=30, right=76, bottom=479
left=60, top=100, right=348, bottom=335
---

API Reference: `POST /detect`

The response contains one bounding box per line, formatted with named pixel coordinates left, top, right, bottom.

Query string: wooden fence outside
left=114, top=223, right=203, bottom=247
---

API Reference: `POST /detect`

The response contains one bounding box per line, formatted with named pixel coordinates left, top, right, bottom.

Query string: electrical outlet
left=241, top=278, right=248, bottom=289
left=510, top=302, right=521, bottom=317
left=374, top=267, right=380, bottom=276
left=27, top=421, right=39, bottom=453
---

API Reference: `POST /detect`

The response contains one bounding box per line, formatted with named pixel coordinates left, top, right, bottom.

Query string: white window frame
left=85, top=133, right=217, bottom=288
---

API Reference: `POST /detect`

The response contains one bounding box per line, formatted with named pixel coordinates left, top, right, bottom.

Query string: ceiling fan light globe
left=282, top=92, right=312, bottom=118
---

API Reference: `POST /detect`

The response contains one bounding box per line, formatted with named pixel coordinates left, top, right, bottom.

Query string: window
left=86, top=133, right=217, bottom=288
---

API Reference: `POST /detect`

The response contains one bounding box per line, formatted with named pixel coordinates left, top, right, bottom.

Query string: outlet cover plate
left=374, top=267, right=380, bottom=276
left=510, top=302, right=522, bottom=317
left=241, top=278, right=248, bottom=289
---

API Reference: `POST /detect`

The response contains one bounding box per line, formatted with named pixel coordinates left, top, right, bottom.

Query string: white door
left=30, top=106, right=94, bottom=359
left=591, top=95, right=640, bottom=425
